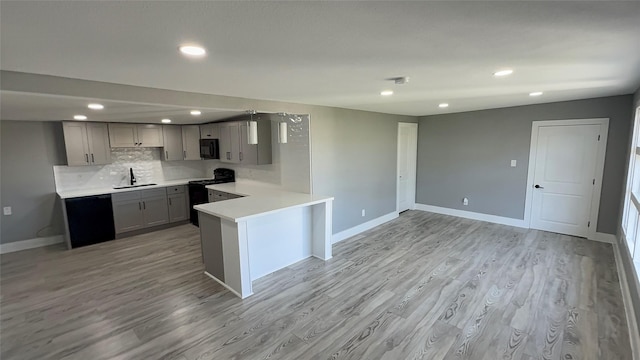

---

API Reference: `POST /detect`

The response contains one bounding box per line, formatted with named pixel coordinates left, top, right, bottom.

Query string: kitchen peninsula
left=194, top=182, right=333, bottom=299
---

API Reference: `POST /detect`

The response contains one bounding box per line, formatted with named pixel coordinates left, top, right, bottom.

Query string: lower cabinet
left=167, top=186, right=188, bottom=222
left=208, top=189, right=243, bottom=203
left=112, top=188, right=169, bottom=234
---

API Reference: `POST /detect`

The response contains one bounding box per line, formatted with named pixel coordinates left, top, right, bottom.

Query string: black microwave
left=200, top=139, right=220, bottom=159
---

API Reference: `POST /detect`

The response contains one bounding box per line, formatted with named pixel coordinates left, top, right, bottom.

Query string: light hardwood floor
left=0, top=211, right=633, bottom=359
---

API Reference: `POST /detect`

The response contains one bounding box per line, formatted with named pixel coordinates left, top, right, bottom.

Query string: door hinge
left=588, top=221, right=591, bottom=227
left=598, top=135, right=601, bottom=141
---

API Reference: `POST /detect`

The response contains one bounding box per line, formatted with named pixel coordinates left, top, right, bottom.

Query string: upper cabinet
left=62, top=122, right=111, bottom=166
left=200, top=123, right=219, bottom=139
left=109, top=124, right=164, bottom=148
left=219, top=117, right=272, bottom=165
left=182, top=125, right=201, bottom=160
left=162, top=125, right=201, bottom=161
left=162, top=125, right=183, bottom=161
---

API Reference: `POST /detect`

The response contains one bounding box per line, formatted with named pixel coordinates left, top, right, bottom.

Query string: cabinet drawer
left=210, top=190, right=228, bottom=202
left=140, top=188, right=166, bottom=199
left=112, top=191, right=141, bottom=202
left=166, top=185, right=185, bottom=195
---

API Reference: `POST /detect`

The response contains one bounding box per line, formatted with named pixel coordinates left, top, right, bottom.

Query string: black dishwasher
left=65, top=194, right=115, bottom=248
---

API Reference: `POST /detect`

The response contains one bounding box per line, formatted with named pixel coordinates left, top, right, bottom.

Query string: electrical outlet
left=3, top=206, right=12, bottom=215
left=462, top=198, right=469, bottom=206
left=361, top=209, right=366, bottom=217
left=510, top=160, right=517, bottom=167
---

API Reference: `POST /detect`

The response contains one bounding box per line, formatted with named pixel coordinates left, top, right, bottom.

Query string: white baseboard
left=415, top=204, right=528, bottom=228
left=332, top=211, right=399, bottom=244
left=589, top=232, right=617, bottom=244
left=0, top=235, right=64, bottom=254
left=612, top=238, right=640, bottom=360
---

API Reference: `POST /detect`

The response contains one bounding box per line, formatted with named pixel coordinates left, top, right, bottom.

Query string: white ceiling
left=1, top=1, right=639, bottom=119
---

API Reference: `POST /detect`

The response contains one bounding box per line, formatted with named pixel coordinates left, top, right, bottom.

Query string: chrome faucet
left=129, top=168, right=136, bottom=185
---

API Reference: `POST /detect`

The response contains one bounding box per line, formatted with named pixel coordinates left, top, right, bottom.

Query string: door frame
left=396, top=122, right=418, bottom=212
left=523, top=118, right=609, bottom=239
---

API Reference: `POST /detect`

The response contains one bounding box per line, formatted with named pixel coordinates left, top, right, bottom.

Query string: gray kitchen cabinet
left=109, top=123, right=164, bottom=148
left=219, top=122, right=241, bottom=163
left=182, top=125, right=201, bottom=160
left=112, top=188, right=169, bottom=234
left=62, top=121, right=111, bottom=166
left=217, top=116, right=272, bottom=165
left=200, top=123, right=219, bottom=139
left=112, top=192, right=145, bottom=233
left=142, top=192, right=170, bottom=227
left=209, top=189, right=243, bottom=202
left=167, top=186, right=188, bottom=222
left=162, top=125, right=183, bottom=161
left=239, top=120, right=272, bottom=165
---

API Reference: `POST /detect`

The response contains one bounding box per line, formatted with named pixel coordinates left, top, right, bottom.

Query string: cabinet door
left=200, top=124, right=219, bottom=139
left=219, top=122, right=241, bottom=163
left=239, top=122, right=258, bottom=165
left=218, top=124, right=232, bottom=163
left=137, top=124, right=164, bottom=147
left=182, top=125, right=201, bottom=160
left=108, top=123, right=138, bottom=147
left=86, top=123, right=111, bottom=165
left=168, top=193, right=188, bottom=222
left=162, top=125, right=183, bottom=161
left=142, top=195, right=169, bottom=227
left=62, top=122, right=90, bottom=166
left=112, top=199, right=144, bottom=233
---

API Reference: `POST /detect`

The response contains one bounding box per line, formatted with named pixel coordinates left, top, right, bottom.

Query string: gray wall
left=417, top=95, right=633, bottom=235
left=1, top=71, right=416, bottom=237
left=0, top=120, right=67, bottom=244
left=308, top=108, right=412, bottom=233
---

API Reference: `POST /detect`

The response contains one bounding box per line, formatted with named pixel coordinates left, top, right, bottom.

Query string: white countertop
left=194, top=182, right=333, bottom=222
left=56, top=178, right=210, bottom=199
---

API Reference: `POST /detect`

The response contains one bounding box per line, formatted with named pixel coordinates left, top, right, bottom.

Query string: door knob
left=534, top=184, right=544, bottom=189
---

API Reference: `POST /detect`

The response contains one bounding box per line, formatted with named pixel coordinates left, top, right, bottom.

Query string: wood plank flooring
left=0, top=210, right=633, bottom=359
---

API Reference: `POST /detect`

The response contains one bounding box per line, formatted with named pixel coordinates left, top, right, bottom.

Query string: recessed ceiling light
left=439, top=103, right=449, bottom=108
left=380, top=90, right=394, bottom=96
left=87, top=103, right=104, bottom=110
left=73, top=115, right=87, bottom=120
left=529, top=91, right=543, bottom=97
left=161, top=119, right=172, bottom=123
left=190, top=110, right=202, bottom=116
left=179, top=44, right=206, bottom=57
left=493, top=69, right=514, bottom=77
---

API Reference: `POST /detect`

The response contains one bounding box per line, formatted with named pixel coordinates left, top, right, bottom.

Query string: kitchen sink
left=112, top=183, right=157, bottom=189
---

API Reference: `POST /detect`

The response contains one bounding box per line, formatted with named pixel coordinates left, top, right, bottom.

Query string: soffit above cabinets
left=1, top=1, right=639, bottom=116
left=0, top=91, right=245, bottom=124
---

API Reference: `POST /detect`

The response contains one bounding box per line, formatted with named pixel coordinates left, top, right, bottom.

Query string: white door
left=397, top=123, right=418, bottom=212
left=530, top=124, right=601, bottom=237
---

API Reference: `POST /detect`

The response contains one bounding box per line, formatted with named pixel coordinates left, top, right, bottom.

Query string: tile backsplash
left=53, top=148, right=206, bottom=192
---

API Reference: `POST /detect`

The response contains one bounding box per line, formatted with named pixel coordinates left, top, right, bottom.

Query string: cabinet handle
left=91, top=154, right=95, bottom=163
left=183, top=150, right=186, bottom=159
left=139, top=202, right=141, bottom=210
left=169, top=198, right=172, bottom=206
left=166, top=151, right=169, bottom=159
left=227, top=151, right=231, bottom=160
left=239, top=152, right=243, bottom=161
left=143, top=201, right=146, bottom=210
left=85, top=154, right=89, bottom=163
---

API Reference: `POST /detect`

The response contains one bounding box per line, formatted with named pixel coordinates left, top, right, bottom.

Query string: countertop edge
left=194, top=196, right=333, bottom=223
left=56, top=179, right=203, bottom=199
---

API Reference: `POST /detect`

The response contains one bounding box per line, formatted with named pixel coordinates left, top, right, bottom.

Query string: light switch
left=510, top=160, right=517, bottom=167
left=3, top=206, right=12, bottom=216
